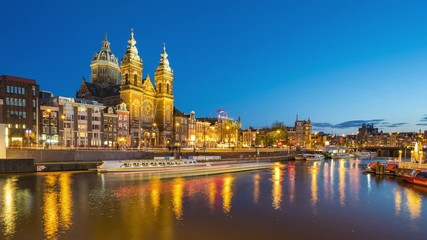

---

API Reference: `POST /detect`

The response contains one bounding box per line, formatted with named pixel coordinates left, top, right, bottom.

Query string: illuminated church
left=77, top=30, right=174, bottom=147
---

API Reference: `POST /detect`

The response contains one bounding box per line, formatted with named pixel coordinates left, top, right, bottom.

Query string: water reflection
left=405, top=188, right=422, bottom=220
left=253, top=174, right=260, bottom=204
left=1, top=159, right=427, bottom=239
left=42, top=173, right=73, bottom=240
left=150, top=177, right=161, bottom=215
left=271, top=164, right=283, bottom=210
left=172, top=178, right=184, bottom=220
left=310, top=163, right=319, bottom=212
left=208, top=181, right=216, bottom=211
left=338, top=159, right=346, bottom=206
left=1, top=178, right=17, bottom=238
left=222, top=175, right=233, bottom=215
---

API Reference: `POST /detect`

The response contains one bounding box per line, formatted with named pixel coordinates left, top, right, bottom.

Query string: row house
left=0, top=75, right=39, bottom=147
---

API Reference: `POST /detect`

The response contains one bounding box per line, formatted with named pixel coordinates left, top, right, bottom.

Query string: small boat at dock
left=403, top=169, right=427, bottom=187
left=304, top=154, right=325, bottom=161
left=363, top=160, right=398, bottom=175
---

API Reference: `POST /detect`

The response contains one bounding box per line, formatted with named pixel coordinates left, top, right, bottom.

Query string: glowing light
left=339, top=159, right=346, bottom=206
left=59, top=174, right=73, bottom=230
left=311, top=166, right=318, bottom=212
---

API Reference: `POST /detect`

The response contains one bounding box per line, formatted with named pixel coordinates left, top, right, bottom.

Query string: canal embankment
left=1, top=148, right=293, bottom=173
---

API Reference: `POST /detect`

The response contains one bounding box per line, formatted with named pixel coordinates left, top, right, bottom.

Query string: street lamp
left=226, top=125, right=231, bottom=149
left=61, top=114, right=65, bottom=149
left=176, top=122, right=180, bottom=147
left=152, top=122, right=157, bottom=147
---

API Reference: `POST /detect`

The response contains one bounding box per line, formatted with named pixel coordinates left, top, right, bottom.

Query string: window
left=22, top=88, right=25, bottom=95
left=32, top=100, right=36, bottom=107
left=6, top=97, right=9, bottom=105
left=32, top=86, right=36, bottom=96
left=6, top=86, right=10, bottom=93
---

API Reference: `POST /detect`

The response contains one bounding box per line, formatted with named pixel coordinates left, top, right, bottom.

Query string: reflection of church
left=77, top=30, right=174, bottom=147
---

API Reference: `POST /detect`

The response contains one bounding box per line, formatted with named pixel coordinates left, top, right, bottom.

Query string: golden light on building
left=222, top=175, right=233, bottom=215
left=272, top=164, right=283, bottom=210
left=172, top=178, right=185, bottom=221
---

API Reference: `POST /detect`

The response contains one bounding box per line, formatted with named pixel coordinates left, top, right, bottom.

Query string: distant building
left=50, top=96, right=106, bottom=147
left=288, top=115, right=312, bottom=147
left=77, top=30, right=174, bottom=147
left=103, top=107, right=118, bottom=148
left=357, top=123, right=379, bottom=145
left=0, top=75, right=39, bottom=147
left=116, top=102, right=130, bottom=148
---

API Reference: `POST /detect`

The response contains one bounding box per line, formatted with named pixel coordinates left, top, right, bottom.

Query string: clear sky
left=1, top=0, right=427, bottom=134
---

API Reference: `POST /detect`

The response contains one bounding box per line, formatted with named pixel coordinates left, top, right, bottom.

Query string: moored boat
left=403, top=169, right=427, bottom=187
left=363, top=160, right=398, bottom=175
left=294, top=154, right=306, bottom=161
left=304, top=154, right=325, bottom=161
left=97, top=159, right=275, bottom=175
left=354, top=151, right=371, bottom=159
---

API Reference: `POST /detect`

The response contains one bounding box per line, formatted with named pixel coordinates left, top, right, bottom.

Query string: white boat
left=97, top=159, right=202, bottom=172
left=304, top=154, right=325, bottom=161
left=324, top=146, right=353, bottom=159
left=369, top=152, right=378, bottom=158
left=294, top=154, right=306, bottom=160
left=354, top=151, right=371, bottom=159
left=97, top=159, right=275, bottom=174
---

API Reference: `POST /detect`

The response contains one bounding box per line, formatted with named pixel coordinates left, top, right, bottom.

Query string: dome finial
left=163, top=42, right=166, bottom=52
left=130, top=28, right=134, bottom=39
left=105, top=32, right=108, bottom=41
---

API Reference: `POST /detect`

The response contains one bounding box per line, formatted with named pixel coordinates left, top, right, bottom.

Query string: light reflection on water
left=1, top=159, right=427, bottom=239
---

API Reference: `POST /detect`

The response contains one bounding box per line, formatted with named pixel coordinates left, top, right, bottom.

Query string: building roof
left=0, top=75, right=37, bottom=84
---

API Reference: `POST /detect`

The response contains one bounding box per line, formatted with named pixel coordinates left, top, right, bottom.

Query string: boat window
left=417, top=172, right=427, bottom=179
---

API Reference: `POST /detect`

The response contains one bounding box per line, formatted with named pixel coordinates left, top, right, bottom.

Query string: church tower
left=120, top=29, right=158, bottom=148
left=120, top=29, right=143, bottom=87
left=90, top=33, right=121, bottom=86
left=154, top=44, right=174, bottom=146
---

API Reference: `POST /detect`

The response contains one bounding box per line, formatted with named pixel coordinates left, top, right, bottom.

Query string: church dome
left=90, top=33, right=121, bottom=85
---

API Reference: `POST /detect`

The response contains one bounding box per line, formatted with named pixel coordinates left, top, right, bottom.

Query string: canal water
left=1, top=159, right=426, bottom=240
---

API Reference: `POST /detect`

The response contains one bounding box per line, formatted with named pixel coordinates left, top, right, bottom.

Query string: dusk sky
left=2, top=0, right=427, bottom=134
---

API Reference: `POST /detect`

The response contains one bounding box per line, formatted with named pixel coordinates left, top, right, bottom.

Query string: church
left=77, top=30, right=174, bottom=147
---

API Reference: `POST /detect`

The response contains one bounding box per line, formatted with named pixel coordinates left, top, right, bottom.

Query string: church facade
left=77, top=30, right=174, bottom=147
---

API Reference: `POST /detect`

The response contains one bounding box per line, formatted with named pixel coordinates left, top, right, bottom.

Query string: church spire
left=101, top=32, right=111, bottom=51
left=157, top=43, right=172, bottom=73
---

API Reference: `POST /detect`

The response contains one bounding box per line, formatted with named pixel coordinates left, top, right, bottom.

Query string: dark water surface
left=1, top=159, right=427, bottom=240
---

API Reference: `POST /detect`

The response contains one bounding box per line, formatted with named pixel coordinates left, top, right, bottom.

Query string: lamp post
left=46, top=109, right=52, bottom=149
left=152, top=122, right=157, bottom=148
left=226, top=125, right=230, bottom=149
left=176, top=122, right=180, bottom=147
left=61, top=114, right=65, bottom=149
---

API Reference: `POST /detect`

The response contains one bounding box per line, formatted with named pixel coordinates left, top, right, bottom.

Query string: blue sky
left=1, top=0, right=427, bottom=134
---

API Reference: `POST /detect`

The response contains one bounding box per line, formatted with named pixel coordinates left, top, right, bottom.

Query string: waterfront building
left=116, top=102, right=130, bottom=148
left=39, top=105, right=59, bottom=147
left=0, top=75, right=39, bottom=147
left=103, top=107, right=118, bottom=148
left=241, top=127, right=256, bottom=148
left=295, top=116, right=312, bottom=148
left=173, top=108, right=189, bottom=147
left=51, top=97, right=105, bottom=147
left=77, top=30, right=174, bottom=148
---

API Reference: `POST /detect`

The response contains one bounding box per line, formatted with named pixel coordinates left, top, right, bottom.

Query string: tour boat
left=96, top=159, right=275, bottom=175
left=294, top=154, right=306, bottom=161
left=354, top=151, right=371, bottom=159
left=364, top=162, right=378, bottom=173
left=304, top=154, right=325, bottom=161
left=403, top=169, right=427, bottom=187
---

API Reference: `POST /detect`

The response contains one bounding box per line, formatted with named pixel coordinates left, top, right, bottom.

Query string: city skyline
left=2, top=0, right=427, bottom=134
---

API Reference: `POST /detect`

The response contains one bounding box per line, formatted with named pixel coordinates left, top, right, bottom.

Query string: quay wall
left=2, top=149, right=292, bottom=173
